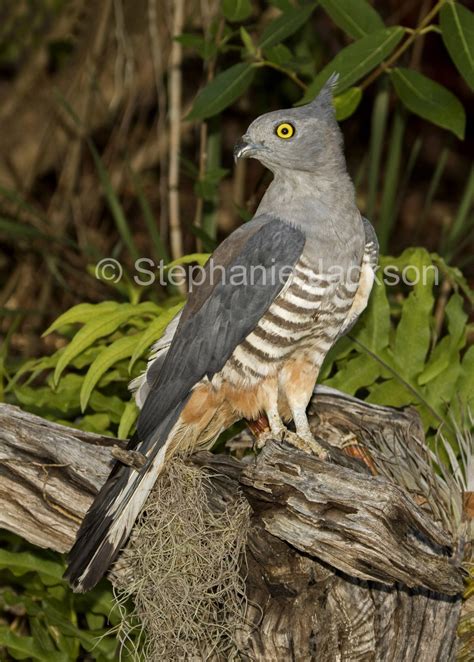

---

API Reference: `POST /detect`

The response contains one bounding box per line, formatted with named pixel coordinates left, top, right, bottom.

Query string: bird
left=65, top=74, right=379, bottom=592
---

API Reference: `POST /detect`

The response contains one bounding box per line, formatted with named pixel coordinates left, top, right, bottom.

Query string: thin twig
left=262, top=60, right=307, bottom=90
left=360, top=0, right=448, bottom=90
left=168, top=0, right=185, bottom=261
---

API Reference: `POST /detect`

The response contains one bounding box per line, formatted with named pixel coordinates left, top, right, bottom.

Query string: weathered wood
left=240, top=442, right=461, bottom=594
left=0, top=404, right=119, bottom=551
left=0, top=393, right=466, bottom=661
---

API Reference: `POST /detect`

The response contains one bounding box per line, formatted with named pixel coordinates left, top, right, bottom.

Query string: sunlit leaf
left=165, top=253, right=211, bottom=268
left=129, top=303, right=184, bottom=369
left=240, top=26, right=257, bottom=55
left=333, top=86, right=362, bottom=120
left=118, top=400, right=139, bottom=439
left=52, top=303, right=161, bottom=385
left=42, top=302, right=119, bottom=336
left=80, top=335, right=139, bottom=411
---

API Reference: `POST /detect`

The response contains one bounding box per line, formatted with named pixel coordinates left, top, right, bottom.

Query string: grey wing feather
left=129, top=310, right=182, bottom=408
left=137, top=216, right=305, bottom=443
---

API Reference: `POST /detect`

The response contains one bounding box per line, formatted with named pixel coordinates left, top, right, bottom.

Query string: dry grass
left=111, top=457, right=250, bottom=661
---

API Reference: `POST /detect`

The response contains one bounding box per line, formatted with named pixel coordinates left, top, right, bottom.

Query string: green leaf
left=418, top=336, right=451, bottom=386
left=129, top=303, right=184, bottom=369
left=393, top=278, right=435, bottom=379
left=222, top=0, right=252, bottom=22
left=187, top=63, right=256, bottom=120
left=258, top=2, right=317, bottom=49
left=424, top=355, right=461, bottom=417
left=352, top=279, right=390, bottom=351
left=440, top=1, right=474, bottom=91
left=300, top=26, right=404, bottom=102
left=52, top=303, right=160, bottom=385
left=118, top=400, right=139, bottom=439
left=165, top=253, right=211, bottom=268
left=320, top=0, right=384, bottom=39
left=78, top=413, right=111, bottom=434
left=0, top=627, right=68, bottom=662
left=29, top=619, right=56, bottom=654
left=456, top=345, right=474, bottom=409
left=333, top=86, right=362, bottom=120
left=390, top=67, right=465, bottom=139
left=445, top=291, right=468, bottom=350
left=240, top=26, right=257, bottom=55
left=263, top=43, right=294, bottom=67
left=324, top=353, right=380, bottom=394
left=42, top=301, right=119, bottom=336
left=80, top=335, right=138, bottom=411
left=0, top=550, right=64, bottom=585
left=367, top=378, right=415, bottom=408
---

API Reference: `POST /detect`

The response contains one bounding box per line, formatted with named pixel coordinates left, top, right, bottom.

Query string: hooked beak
left=233, top=136, right=262, bottom=163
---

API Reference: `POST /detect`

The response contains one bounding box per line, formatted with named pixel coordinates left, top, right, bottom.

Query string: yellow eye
left=275, top=122, right=295, bottom=139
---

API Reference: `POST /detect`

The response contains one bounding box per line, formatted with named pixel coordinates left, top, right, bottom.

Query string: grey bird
left=65, top=75, right=379, bottom=592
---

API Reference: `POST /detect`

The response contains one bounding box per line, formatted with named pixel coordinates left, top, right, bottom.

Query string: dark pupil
left=281, top=127, right=289, bottom=134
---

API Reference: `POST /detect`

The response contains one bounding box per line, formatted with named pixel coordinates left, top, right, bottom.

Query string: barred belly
left=214, top=256, right=359, bottom=389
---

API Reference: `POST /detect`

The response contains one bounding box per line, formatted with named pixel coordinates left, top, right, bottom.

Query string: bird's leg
left=287, top=406, right=328, bottom=459
left=256, top=389, right=286, bottom=449
left=279, top=361, right=328, bottom=459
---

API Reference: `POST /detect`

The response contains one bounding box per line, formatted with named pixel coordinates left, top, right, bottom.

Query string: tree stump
left=0, top=386, right=468, bottom=660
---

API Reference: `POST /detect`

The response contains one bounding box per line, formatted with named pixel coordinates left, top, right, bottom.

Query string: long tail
left=64, top=401, right=186, bottom=592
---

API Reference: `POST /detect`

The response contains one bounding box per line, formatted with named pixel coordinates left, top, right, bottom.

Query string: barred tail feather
left=64, top=402, right=185, bottom=592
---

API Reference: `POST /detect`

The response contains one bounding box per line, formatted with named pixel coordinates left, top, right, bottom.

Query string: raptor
left=65, top=75, right=378, bottom=592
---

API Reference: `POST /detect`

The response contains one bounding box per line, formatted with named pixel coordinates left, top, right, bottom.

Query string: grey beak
left=233, top=138, right=254, bottom=163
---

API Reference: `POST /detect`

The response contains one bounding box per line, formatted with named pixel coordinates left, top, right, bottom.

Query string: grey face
left=234, top=82, right=343, bottom=174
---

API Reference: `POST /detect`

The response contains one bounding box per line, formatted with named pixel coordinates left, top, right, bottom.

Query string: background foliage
left=0, top=0, right=473, bottom=659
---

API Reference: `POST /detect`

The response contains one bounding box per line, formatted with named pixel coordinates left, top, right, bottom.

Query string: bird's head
left=234, top=73, right=343, bottom=174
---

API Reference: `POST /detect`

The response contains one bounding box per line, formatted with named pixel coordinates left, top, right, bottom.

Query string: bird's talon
left=283, top=430, right=328, bottom=460
left=254, top=428, right=285, bottom=450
